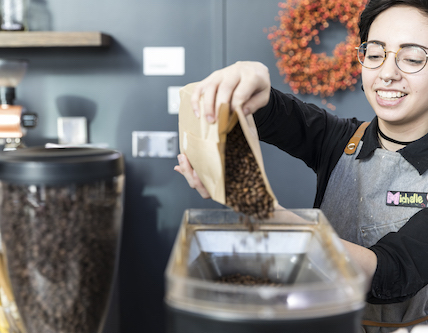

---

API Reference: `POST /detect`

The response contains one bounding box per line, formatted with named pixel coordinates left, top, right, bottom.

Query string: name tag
left=386, top=191, right=428, bottom=208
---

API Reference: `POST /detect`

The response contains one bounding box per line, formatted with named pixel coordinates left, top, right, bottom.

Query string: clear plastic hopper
left=0, top=59, right=28, bottom=88
left=165, top=209, right=367, bottom=333
left=0, top=59, right=28, bottom=106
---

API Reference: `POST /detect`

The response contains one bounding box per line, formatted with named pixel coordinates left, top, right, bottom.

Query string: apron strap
left=362, top=314, right=428, bottom=328
left=344, top=122, right=370, bottom=155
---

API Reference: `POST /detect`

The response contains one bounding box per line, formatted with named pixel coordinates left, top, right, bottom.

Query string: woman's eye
left=402, top=58, right=424, bottom=65
left=367, top=55, right=383, bottom=61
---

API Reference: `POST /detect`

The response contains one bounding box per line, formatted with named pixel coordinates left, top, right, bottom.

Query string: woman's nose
left=379, top=51, right=401, bottom=80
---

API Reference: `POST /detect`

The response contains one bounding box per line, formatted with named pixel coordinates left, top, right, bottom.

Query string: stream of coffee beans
left=225, top=123, right=274, bottom=220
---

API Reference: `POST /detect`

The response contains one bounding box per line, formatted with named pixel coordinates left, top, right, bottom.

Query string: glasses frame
left=356, top=41, right=428, bottom=74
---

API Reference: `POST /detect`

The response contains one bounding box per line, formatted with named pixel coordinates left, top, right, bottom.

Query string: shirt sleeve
left=254, top=88, right=362, bottom=171
left=253, top=87, right=362, bottom=207
left=255, top=88, right=334, bottom=171
left=368, top=208, right=428, bottom=304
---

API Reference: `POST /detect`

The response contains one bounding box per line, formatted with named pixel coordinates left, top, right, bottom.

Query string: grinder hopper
left=165, top=209, right=367, bottom=333
left=0, top=58, right=28, bottom=105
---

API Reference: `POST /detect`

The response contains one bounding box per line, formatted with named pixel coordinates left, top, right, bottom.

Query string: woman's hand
left=174, top=154, right=211, bottom=199
left=191, top=61, right=271, bottom=123
left=175, top=61, right=271, bottom=198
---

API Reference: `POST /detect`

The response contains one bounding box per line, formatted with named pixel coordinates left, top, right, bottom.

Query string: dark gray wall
left=2, top=1, right=374, bottom=332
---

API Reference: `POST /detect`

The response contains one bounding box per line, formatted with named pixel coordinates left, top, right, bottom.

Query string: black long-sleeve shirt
left=254, top=88, right=428, bottom=303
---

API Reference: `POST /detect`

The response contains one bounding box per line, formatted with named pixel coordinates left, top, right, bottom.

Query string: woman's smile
left=376, top=90, right=407, bottom=99
left=376, top=89, right=407, bottom=107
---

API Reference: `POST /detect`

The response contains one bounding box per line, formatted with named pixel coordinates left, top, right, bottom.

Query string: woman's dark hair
left=359, top=0, right=428, bottom=42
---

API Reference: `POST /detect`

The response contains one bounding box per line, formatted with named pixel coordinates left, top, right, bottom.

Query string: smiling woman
left=360, top=5, right=428, bottom=145
left=175, top=0, right=428, bottom=332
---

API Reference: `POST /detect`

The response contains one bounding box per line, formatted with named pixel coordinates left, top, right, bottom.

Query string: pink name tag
left=386, top=191, right=428, bottom=208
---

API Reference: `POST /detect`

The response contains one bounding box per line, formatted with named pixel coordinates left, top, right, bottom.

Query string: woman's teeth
left=377, top=90, right=407, bottom=99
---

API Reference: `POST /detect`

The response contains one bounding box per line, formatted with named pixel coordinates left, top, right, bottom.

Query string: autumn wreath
left=267, top=0, right=367, bottom=97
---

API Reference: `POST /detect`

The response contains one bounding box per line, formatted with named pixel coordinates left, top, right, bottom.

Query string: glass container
left=0, top=147, right=124, bottom=333
left=0, top=0, right=27, bottom=31
left=165, top=209, right=366, bottom=333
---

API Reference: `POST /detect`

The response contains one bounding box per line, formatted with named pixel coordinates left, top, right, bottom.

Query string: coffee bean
left=225, top=123, right=274, bottom=219
left=0, top=180, right=121, bottom=333
left=216, top=273, right=283, bottom=287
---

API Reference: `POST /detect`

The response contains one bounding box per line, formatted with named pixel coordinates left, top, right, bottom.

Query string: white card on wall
left=143, top=47, right=185, bottom=76
left=168, top=86, right=183, bottom=114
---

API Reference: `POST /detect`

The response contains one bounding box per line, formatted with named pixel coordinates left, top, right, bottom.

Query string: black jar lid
left=0, top=147, right=124, bottom=185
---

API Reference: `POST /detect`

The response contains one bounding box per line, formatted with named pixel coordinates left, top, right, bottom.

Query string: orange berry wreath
left=267, top=0, right=367, bottom=97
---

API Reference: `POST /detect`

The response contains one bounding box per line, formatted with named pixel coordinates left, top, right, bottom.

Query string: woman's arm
left=367, top=209, right=428, bottom=303
left=341, top=239, right=377, bottom=292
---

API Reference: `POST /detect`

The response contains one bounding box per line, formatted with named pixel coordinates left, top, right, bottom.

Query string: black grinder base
left=167, top=306, right=364, bottom=333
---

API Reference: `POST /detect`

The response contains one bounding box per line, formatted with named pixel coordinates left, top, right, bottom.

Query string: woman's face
left=362, top=6, right=428, bottom=135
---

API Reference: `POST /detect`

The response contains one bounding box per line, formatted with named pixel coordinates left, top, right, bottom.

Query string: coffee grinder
left=0, top=58, right=37, bottom=150
left=165, top=209, right=366, bottom=333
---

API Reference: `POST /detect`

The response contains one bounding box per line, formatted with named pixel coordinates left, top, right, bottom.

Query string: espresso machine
left=0, top=58, right=37, bottom=150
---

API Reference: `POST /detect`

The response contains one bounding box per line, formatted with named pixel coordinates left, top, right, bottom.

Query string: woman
left=174, top=0, right=428, bottom=331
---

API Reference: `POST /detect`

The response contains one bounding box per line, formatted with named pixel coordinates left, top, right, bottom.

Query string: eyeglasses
left=356, top=41, right=428, bottom=74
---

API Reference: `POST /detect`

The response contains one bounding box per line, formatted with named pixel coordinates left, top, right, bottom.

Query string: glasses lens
left=397, top=46, right=427, bottom=73
left=358, top=42, right=384, bottom=69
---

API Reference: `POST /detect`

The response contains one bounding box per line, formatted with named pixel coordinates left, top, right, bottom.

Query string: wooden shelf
left=0, top=31, right=111, bottom=48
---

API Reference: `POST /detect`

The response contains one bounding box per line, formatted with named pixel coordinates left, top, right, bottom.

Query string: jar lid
left=0, top=147, right=124, bottom=185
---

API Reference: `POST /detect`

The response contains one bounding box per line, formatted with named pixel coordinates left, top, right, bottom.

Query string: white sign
left=168, top=86, right=183, bottom=114
left=143, top=47, right=185, bottom=76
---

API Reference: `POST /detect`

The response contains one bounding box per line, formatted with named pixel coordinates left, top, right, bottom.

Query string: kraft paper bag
left=178, top=82, right=277, bottom=211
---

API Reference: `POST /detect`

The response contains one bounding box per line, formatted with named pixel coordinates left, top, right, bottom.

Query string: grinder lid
left=0, top=146, right=124, bottom=185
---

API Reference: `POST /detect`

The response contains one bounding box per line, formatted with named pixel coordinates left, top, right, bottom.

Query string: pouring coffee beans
left=225, top=123, right=275, bottom=219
